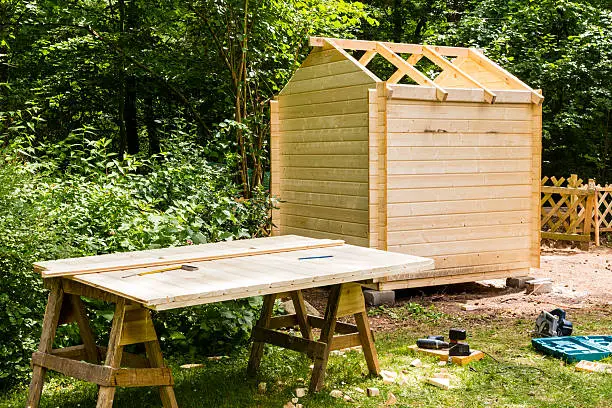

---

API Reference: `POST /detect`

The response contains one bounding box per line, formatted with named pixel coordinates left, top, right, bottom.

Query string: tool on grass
left=416, top=328, right=471, bottom=356
left=122, top=264, right=199, bottom=278
left=534, top=308, right=573, bottom=337
left=448, top=328, right=470, bottom=356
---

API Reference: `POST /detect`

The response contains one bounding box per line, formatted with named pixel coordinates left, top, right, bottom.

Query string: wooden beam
left=38, top=239, right=347, bottom=277
left=359, top=50, right=377, bottom=65
left=423, top=45, right=496, bottom=104
left=251, top=326, right=327, bottom=359
left=32, top=352, right=113, bottom=386
left=329, top=333, right=362, bottom=350
left=467, top=49, right=543, bottom=105
left=309, top=37, right=469, bottom=57
left=375, top=43, right=447, bottom=101
left=111, top=368, right=173, bottom=388
left=322, top=39, right=381, bottom=82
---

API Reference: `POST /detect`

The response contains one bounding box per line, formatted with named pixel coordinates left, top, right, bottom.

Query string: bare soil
left=302, top=245, right=612, bottom=331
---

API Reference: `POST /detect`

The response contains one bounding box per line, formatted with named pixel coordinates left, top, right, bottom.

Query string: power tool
left=534, top=308, right=573, bottom=337
left=416, top=328, right=471, bottom=356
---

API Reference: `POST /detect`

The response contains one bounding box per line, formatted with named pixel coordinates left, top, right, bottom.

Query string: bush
left=0, top=137, right=270, bottom=388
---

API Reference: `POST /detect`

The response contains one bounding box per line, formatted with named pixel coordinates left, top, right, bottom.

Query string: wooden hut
left=270, top=37, right=543, bottom=290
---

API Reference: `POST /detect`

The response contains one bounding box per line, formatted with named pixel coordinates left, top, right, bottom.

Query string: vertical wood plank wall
left=383, top=98, right=537, bottom=276
left=275, top=49, right=376, bottom=246
left=270, top=99, right=281, bottom=236
left=531, top=102, right=543, bottom=267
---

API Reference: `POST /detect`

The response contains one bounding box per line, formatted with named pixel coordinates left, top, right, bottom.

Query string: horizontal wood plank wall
left=384, top=98, right=536, bottom=276
left=276, top=49, right=377, bottom=246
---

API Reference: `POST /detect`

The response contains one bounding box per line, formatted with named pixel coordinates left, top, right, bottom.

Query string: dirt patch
left=301, top=245, right=612, bottom=329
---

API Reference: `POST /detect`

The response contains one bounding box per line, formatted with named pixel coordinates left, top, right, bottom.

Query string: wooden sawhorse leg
left=247, top=283, right=379, bottom=393
left=27, top=279, right=178, bottom=408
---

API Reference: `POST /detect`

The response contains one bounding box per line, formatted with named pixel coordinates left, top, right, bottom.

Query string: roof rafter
left=467, top=49, right=544, bottom=105
left=375, top=43, right=448, bottom=101
left=423, top=45, right=496, bottom=104
left=307, top=37, right=542, bottom=105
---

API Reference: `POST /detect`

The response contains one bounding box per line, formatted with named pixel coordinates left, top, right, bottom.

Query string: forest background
left=0, top=0, right=611, bottom=388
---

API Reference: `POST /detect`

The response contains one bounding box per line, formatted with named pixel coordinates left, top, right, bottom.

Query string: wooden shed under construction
left=270, top=37, right=543, bottom=290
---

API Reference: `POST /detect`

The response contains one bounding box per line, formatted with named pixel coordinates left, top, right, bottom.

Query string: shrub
left=0, top=137, right=270, bottom=388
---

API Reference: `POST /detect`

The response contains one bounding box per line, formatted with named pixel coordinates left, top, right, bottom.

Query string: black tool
left=534, top=308, right=573, bottom=337
left=417, top=328, right=471, bottom=356
left=416, top=338, right=450, bottom=349
left=448, top=328, right=470, bottom=356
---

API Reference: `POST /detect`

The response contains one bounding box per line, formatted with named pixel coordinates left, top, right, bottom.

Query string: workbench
left=27, top=235, right=434, bottom=407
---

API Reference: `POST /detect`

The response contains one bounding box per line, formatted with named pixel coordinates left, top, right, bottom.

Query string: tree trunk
left=124, top=75, right=139, bottom=154
left=392, top=0, right=403, bottom=43
left=144, top=91, right=159, bottom=155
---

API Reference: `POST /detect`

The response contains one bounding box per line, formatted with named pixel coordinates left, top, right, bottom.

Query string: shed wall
left=383, top=98, right=538, bottom=276
left=273, top=49, right=376, bottom=246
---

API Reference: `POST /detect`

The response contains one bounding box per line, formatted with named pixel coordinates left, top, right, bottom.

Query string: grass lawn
left=2, top=307, right=611, bottom=408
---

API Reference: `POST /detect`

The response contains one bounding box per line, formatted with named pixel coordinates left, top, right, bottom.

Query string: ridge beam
left=375, top=43, right=447, bottom=101
left=423, top=45, right=496, bottom=104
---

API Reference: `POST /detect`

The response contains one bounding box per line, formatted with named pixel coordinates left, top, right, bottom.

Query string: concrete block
left=506, top=276, right=534, bottom=289
left=363, top=289, right=395, bottom=306
left=525, top=279, right=552, bottom=295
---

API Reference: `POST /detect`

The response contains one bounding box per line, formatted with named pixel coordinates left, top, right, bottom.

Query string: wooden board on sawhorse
left=248, top=282, right=380, bottom=392
left=408, top=344, right=485, bottom=366
left=27, top=279, right=178, bottom=408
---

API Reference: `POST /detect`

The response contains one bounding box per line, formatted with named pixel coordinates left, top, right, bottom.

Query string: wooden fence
left=541, top=174, right=612, bottom=247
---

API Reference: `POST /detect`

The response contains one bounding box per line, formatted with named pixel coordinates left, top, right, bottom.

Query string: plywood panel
left=387, top=197, right=530, bottom=217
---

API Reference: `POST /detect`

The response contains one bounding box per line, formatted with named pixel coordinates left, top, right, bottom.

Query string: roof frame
left=375, top=43, right=448, bottom=102
left=309, top=37, right=543, bottom=105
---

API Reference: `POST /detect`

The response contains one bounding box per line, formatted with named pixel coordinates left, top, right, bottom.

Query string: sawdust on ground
left=302, top=245, right=612, bottom=331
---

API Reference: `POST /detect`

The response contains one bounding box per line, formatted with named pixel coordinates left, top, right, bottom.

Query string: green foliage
left=442, top=0, right=612, bottom=180
left=0, top=134, right=271, bottom=387
left=367, top=302, right=445, bottom=321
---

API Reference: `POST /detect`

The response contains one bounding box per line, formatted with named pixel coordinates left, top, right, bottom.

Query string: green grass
left=2, top=308, right=611, bottom=408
